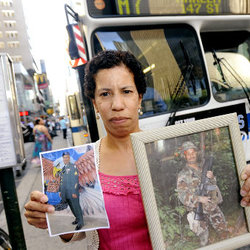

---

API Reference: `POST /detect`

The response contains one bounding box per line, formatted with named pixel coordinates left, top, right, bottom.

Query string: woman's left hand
left=240, top=164, right=250, bottom=207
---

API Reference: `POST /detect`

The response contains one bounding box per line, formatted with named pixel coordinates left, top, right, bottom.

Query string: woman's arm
left=33, top=126, right=37, bottom=135
left=60, top=232, right=86, bottom=242
left=60, top=233, right=74, bottom=242
left=41, top=125, right=53, bottom=143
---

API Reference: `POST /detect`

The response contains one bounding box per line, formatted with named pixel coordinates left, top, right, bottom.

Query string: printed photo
left=130, top=114, right=250, bottom=249
left=145, top=128, right=247, bottom=249
left=40, top=143, right=109, bottom=236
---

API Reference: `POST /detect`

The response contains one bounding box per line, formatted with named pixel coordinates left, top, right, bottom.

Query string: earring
left=96, top=113, right=100, bottom=120
left=138, top=108, right=143, bottom=116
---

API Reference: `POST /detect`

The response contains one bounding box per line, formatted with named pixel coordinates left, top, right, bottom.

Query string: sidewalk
left=0, top=130, right=87, bottom=249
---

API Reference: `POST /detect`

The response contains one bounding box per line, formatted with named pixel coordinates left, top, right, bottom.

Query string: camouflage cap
left=181, top=141, right=197, bottom=152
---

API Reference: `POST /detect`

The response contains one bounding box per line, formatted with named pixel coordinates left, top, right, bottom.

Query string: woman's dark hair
left=84, top=50, right=146, bottom=99
left=35, top=118, right=41, bottom=125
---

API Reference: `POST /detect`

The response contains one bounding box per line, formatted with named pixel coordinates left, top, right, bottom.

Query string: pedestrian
left=59, top=116, right=68, bottom=139
left=24, top=50, right=250, bottom=249
left=56, top=152, right=84, bottom=231
left=27, top=118, right=34, bottom=129
left=21, top=121, right=30, bottom=143
left=31, top=118, right=53, bottom=165
left=82, top=110, right=88, bottom=131
left=26, top=118, right=35, bottom=142
left=51, top=119, right=57, bottom=137
left=177, top=141, right=228, bottom=246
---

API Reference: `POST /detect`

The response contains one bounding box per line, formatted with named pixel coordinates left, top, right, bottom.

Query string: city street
left=0, top=130, right=88, bottom=249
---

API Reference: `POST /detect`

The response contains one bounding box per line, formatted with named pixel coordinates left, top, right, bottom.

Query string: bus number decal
left=238, top=114, right=245, bottom=130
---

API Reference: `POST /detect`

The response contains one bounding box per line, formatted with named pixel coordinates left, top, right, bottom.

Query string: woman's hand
left=240, top=164, right=250, bottom=207
left=24, top=191, right=55, bottom=229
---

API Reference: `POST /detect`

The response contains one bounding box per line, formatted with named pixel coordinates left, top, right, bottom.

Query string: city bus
left=66, top=91, right=90, bottom=145
left=70, top=0, right=250, bottom=160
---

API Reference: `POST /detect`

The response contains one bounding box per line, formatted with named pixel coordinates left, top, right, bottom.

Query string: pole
left=0, top=168, right=26, bottom=250
left=77, top=65, right=99, bottom=142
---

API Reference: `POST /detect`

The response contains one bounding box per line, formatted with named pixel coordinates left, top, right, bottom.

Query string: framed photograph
left=40, top=143, right=109, bottom=236
left=131, top=113, right=250, bottom=250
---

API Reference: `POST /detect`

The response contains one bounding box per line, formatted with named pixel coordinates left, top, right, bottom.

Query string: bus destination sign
left=87, top=0, right=250, bottom=17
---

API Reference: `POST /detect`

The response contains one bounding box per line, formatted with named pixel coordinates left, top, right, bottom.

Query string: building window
left=2, top=10, right=14, bottom=17
left=0, top=31, right=3, bottom=38
left=0, top=1, right=13, bottom=7
left=12, top=55, right=22, bottom=62
left=5, top=30, right=18, bottom=38
left=7, top=41, right=19, bottom=48
left=4, top=21, right=16, bottom=28
left=0, top=42, right=5, bottom=49
left=7, top=1, right=13, bottom=7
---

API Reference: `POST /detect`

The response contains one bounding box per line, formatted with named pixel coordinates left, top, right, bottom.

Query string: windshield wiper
left=166, top=41, right=194, bottom=126
left=212, top=49, right=231, bottom=89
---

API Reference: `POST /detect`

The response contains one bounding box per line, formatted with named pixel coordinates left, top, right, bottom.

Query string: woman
left=24, top=50, right=250, bottom=248
left=32, top=118, right=52, bottom=164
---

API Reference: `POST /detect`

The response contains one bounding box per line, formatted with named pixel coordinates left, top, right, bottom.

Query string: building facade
left=0, top=0, right=50, bottom=120
left=0, top=0, right=35, bottom=70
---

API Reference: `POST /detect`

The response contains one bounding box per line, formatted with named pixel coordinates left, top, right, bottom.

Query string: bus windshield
left=201, top=31, right=250, bottom=103
left=93, top=25, right=209, bottom=118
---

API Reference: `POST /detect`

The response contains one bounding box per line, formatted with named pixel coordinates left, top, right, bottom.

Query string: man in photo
left=177, top=141, right=228, bottom=246
left=57, top=152, right=84, bottom=230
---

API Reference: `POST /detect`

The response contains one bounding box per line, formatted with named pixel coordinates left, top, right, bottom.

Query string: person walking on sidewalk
left=31, top=118, right=52, bottom=165
left=59, top=116, right=68, bottom=139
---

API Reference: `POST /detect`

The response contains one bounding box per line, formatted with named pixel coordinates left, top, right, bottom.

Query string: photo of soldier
left=140, top=127, right=248, bottom=249
left=41, top=145, right=109, bottom=236
left=176, top=141, right=229, bottom=246
left=56, top=152, right=84, bottom=230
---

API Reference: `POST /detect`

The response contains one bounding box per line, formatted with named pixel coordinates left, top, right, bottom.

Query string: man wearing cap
left=177, top=141, right=228, bottom=246
left=58, top=152, right=83, bottom=230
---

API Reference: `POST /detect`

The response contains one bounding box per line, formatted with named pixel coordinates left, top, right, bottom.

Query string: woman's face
left=92, top=64, right=142, bottom=138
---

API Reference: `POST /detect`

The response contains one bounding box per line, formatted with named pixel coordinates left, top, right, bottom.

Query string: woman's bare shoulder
left=35, top=125, right=47, bottom=133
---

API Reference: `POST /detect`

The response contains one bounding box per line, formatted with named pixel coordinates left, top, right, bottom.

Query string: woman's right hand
left=24, top=190, right=55, bottom=229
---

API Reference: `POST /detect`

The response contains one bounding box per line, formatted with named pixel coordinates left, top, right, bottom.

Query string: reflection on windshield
left=94, top=26, right=209, bottom=118
left=68, top=95, right=80, bottom=120
left=206, top=52, right=250, bottom=102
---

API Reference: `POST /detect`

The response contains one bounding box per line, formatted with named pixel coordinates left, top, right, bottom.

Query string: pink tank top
left=98, top=172, right=152, bottom=250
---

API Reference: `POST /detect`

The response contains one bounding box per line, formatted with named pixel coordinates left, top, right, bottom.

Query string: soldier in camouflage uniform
left=177, top=141, right=228, bottom=246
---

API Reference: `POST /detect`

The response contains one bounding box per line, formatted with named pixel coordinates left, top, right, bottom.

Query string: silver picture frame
left=131, top=113, right=250, bottom=250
